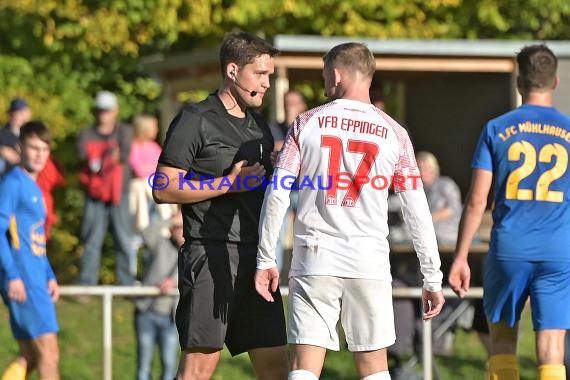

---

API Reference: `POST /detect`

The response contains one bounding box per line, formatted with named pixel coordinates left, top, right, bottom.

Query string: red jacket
left=37, top=157, right=66, bottom=240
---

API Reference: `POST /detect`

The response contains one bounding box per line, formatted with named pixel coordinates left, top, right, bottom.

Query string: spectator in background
left=129, top=114, right=175, bottom=258
left=0, top=121, right=61, bottom=380
left=416, top=151, right=462, bottom=245
left=269, top=90, right=307, bottom=151
left=0, top=98, right=31, bottom=176
left=77, top=90, right=135, bottom=286
left=129, top=114, right=162, bottom=181
left=134, top=211, right=182, bottom=380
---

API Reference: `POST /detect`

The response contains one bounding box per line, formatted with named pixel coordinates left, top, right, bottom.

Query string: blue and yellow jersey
left=0, top=167, right=56, bottom=288
left=472, top=104, right=570, bottom=261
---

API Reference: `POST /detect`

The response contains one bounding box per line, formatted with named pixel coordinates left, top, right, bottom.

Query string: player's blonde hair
left=323, top=42, right=376, bottom=80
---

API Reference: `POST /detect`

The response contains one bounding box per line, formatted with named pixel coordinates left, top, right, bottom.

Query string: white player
left=255, top=42, right=445, bottom=380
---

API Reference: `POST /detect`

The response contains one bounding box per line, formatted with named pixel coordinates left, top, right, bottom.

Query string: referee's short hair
left=219, top=31, right=279, bottom=76
left=517, top=44, right=558, bottom=92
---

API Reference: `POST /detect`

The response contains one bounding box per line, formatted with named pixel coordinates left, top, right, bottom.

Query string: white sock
left=361, top=371, right=391, bottom=380
left=288, top=369, right=319, bottom=380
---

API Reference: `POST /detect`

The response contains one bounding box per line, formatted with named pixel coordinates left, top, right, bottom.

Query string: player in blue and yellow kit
left=449, top=44, right=570, bottom=380
left=0, top=121, right=60, bottom=380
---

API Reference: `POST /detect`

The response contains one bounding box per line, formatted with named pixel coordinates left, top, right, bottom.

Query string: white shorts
left=288, top=276, right=396, bottom=351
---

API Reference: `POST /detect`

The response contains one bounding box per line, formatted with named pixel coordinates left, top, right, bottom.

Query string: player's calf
left=32, top=333, right=60, bottom=380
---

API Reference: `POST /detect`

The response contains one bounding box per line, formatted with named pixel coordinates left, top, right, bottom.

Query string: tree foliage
left=1, top=0, right=568, bottom=131
left=0, top=0, right=568, bottom=283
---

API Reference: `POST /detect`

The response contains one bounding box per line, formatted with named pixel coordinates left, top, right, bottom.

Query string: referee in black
left=153, top=31, right=288, bottom=380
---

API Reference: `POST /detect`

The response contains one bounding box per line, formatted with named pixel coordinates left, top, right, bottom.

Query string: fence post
left=422, top=319, right=433, bottom=380
left=102, top=290, right=113, bottom=380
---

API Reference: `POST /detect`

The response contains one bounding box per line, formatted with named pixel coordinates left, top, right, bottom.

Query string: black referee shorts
left=176, top=240, right=287, bottom=356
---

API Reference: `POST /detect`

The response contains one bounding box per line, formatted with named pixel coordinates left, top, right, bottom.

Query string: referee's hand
left=254, top=267, right=280, bottom=302
left=229, top=160, right=266, bottom=191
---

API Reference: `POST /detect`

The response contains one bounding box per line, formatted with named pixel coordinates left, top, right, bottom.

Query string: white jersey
left=258, top=98, right=442, bottom=290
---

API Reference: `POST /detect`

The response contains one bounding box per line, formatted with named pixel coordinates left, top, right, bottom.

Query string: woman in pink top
left=129, top=114, right=162, bottom=178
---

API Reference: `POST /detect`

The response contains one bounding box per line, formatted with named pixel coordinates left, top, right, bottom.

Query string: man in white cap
left=76, top=90, right=135, bottom=287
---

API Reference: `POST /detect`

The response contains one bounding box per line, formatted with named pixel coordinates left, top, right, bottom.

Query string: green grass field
left=0, top=297, right=538, bottom=379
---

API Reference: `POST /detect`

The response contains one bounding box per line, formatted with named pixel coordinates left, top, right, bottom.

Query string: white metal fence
left=58, top=285, right=483, bottom=380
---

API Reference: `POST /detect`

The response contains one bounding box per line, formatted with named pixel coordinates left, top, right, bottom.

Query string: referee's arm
left=152, top=162, right=266, bottom=204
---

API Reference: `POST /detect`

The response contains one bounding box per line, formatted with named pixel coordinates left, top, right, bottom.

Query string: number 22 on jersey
left=506, top=140, right=568, bottom=202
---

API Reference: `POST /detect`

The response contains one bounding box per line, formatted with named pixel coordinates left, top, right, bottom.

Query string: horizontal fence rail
left=58, top=286, right=483, bottom=380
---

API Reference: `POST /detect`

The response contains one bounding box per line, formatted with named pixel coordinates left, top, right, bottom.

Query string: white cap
left=94, top=91, right=118, bottom=110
